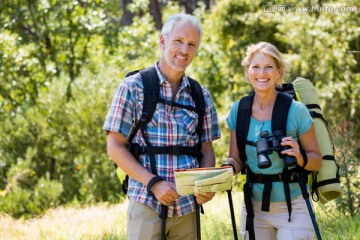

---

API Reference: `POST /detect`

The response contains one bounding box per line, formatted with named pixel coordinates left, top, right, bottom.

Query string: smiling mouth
left=175, top=53, right=188, bottom=61
left=176, top=56, right=187, bottom=61
left=256, top=78, right=270, bottom=82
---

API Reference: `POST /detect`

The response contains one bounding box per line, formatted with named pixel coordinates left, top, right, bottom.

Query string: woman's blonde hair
left=241, top=42, right=288, bottom=85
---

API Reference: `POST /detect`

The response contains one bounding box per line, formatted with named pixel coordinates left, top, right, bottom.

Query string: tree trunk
left=149, top=0, right=163, bottom=30
left=180, top=0, right=197, bottom=14
left=121, top=0, right=133, bottom=26
left=204, top=0, right=213, bottom=10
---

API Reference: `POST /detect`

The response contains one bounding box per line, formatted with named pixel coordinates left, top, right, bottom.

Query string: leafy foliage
left=0, top=0, right=359, bottom=218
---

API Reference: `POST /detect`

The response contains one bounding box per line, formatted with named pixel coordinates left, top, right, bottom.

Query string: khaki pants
left=240, top=196, right=315, bottom=240
left=127, top=199, right=197, bottom=240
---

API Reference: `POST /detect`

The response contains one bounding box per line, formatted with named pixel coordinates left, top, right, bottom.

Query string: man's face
left=160, top=21, right=200, bottom=73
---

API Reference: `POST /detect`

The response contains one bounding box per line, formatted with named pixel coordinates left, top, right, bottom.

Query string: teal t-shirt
left=226, top=99, right=313, bottom=202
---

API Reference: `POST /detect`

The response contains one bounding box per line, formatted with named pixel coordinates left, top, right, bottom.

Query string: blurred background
left=0, top=0, right=358, bottom=227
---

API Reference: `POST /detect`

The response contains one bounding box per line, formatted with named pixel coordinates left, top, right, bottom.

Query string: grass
left=1, top=191, right=358, bottom=240
left=316, top=207, right=360, bottom=240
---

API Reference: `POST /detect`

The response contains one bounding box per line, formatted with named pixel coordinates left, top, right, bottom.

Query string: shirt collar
left=154, top=62, right=191, bottom=91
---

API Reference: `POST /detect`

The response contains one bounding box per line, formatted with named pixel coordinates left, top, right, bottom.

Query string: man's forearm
left=107, top=132, right=155, bottom=186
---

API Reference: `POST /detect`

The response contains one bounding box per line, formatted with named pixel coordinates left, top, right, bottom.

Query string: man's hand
left=151, top=181, right=180, bottom=206
left=194, top=192, right=215, bottom=204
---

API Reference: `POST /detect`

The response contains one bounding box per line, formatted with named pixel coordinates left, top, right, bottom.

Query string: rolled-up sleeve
left=201, top=87, right=221, bottom=143
left=103, top=79, right=137, bottom=139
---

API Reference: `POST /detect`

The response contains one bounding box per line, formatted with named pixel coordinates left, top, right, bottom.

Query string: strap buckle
left=148, top=92, right=157, bottom=102
left=172, top=146, right=182, bottom=155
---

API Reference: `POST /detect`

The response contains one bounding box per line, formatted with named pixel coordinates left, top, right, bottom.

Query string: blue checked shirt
left=103, top=63, right=221, bottom=217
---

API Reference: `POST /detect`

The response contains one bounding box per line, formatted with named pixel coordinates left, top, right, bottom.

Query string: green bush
left=0, top=0, right=359, bottom=220
left=0, top=187, right=40, bottom=218
left=33, top=178, right=64, bottom=210
left=0, top=178, right=63, bottom=219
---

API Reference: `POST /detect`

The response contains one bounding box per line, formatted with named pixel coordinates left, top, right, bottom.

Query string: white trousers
left=241, top=196, right=315, bottom=240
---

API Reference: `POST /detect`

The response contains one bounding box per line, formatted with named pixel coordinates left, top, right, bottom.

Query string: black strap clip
left=171, top=146, right=182, bottom=155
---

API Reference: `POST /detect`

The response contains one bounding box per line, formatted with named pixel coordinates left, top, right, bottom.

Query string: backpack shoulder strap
left=127, top=66, right=160, bottom=143
left=271, top=92, right=293, bottom=135
left=278, top=83, right=297, bottom=100
left=188, top=77, right=206, bottom=137
left=188, top=77, right=206, bottom=161
left=236, top=93, right=255, bottom=174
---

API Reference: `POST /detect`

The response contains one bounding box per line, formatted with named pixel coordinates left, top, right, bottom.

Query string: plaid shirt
left=103, top=63, right=220, bottom=217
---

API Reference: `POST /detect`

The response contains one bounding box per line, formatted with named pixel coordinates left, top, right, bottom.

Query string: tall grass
left=1, top=191, right=358, bottom=240
left=316, top=207, right=360, bottom=240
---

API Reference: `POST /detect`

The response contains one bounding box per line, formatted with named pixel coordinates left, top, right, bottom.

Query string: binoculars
left=256, top=130, right=297, bottom=169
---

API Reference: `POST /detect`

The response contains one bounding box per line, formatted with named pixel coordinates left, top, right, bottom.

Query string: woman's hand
left=280, top=124, right=322, bottom=171
left=280, top=137, right=302, bottom=159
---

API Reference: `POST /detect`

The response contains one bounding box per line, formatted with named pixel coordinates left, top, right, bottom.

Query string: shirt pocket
left=183, top=109, right=199, bottom=134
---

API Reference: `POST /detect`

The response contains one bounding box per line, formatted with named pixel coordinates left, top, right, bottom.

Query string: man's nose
left=180, top=44, right=190, bottom=53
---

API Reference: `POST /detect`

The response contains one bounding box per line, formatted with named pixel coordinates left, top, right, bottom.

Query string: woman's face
left=245, top=52, right=282, bottom=92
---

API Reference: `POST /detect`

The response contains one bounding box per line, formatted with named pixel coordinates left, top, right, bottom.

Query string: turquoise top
left=226, top=99, right=313, bottom=202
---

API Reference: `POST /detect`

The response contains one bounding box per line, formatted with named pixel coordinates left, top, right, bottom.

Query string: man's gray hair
left=161, top=13, right=203, bottom=42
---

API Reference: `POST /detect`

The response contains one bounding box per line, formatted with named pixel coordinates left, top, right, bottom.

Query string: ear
left=245, top=67, right=250, bottom=82
left=160, top=35, right=165, bottom=50
left=278, top=68, right=284, bottom=79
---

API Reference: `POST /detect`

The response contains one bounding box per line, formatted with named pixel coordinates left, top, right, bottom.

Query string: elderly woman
left=223, top=42, right=322, bottom=240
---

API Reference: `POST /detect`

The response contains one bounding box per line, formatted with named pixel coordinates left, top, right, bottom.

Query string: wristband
left=299, top=148, right=308, bottom=169
left=146, top=176, right=163, bottom=194
left=221, top=163, right=236, bottom=173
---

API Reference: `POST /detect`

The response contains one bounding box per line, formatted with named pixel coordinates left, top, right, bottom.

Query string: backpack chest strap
left=248, top=171, right=300, bottom=184
left=129, top=144, right=203, bottom=159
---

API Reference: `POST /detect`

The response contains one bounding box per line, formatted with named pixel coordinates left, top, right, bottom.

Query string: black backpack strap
left=127, top=67, right=160, bottom=144
left=236, top=93, right=255, bottom=174
left=129, top=144, right=201, bottom=158
left=271, top=92, right=292, bottom=135
left=125, top=69, right=140, bottom=78
left=135, top=67, right=168, bottom=227
left=311, top=155, right=340, bottom=188
left=188, top=77, right=206, bottom=162
left=117, top=67, right=159, bottom=194
left=236, top=94, right=255, bottom=239
left=139, top=67, right=160, bottom=176
left=278, top=83, right=297, bottom=100
left=270, top=92, right=293, bottom=221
